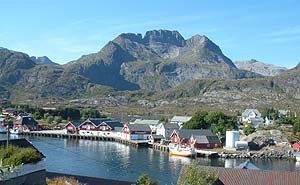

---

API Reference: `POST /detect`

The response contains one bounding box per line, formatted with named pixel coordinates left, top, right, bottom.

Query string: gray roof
left=132, top=119, right=160, bottom=125
left=127, top=124, right=151, bottom=132
left=176, top=129, right=214, bottom=139
left=68, top=120, right=84, bottom=127
left=87, top=118, right=112, bottom=126
left=163, top=123, right=180, bottom=129
left=242, top=109, right=261, bottom=117
left=151, top=135, right=165, bottom=139
left=193, top=135, right=221, bottom=144
left=102, top=121, right=123, bottom=130
left=114, top=127, right=123, bottom=132
left=17, top=116, right=38, bottom=130
left=170, top=116, right=192, bottom=123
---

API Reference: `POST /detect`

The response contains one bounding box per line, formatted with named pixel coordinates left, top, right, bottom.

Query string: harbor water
left=0, top=134, right=298, bottom=184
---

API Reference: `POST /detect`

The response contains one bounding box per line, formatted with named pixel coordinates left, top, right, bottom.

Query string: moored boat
left=9, top=128, right=23, bottom=135
left=169, top=144, right=196, bottom=157
left=0, top=127, right=7, bottom=133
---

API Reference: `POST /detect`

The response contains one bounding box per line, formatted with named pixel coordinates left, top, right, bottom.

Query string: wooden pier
left=23, top=131, right=148, bottom=148
left=148, top=142, right=169, bottom=152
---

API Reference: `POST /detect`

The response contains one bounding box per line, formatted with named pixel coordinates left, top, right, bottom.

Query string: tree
left=182, top=111, right=208, bottom=129
left=177, top=160, right=217, bottom=185
left=132, top=174, right=159, bottom=185
left=159, top=117, right=169, bottom=123
left=54, top=116, right=62, bottom=124
left=243, top=124, right=256, bottom=136
left=292, top=117, right=300, bottom=135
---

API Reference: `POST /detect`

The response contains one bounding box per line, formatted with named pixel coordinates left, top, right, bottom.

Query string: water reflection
left=169, top=155, right=192, bottom=166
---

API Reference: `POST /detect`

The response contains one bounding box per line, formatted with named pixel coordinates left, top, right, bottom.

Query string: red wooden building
left=170, top=129, right=221, bottom=149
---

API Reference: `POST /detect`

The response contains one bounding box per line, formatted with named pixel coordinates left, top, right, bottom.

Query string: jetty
left=23, top=130, right=149, bottom=148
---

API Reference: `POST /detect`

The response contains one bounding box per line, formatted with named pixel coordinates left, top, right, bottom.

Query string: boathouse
left=78, top=118, right=112, bottom=136
left=130, top=119, right=160, bottom=133
left=170, top=129, right=221, bottom=149
left=122, top=123, right=151, bottom=140
left=64, top=120, right=83, bottom=134
left=14, top=116, right=39, bottom=131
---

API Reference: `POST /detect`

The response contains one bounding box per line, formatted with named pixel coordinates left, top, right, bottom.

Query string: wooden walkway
left=148, top=142, right=169, bottom=152
left=23, top=131, right=149, bottom=148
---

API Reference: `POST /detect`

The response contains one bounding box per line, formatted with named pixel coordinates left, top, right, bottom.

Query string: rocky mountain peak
left=31, top=56, right=59, bottom=66
left=118, top=33, right=143, bottom=43
left=143, top=29, right=185, bottom=47
left=186, top=35, right=222, bottom=55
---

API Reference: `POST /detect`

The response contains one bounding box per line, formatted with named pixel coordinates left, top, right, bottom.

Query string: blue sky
left=0, top=0, right=300, bottom=68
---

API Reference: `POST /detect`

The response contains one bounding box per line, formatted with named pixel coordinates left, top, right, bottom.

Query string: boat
left=9, top=129, right=23, bottom=135
left=168, top=143, right=196, bottom=157
left=0, top=127, right=7, bottom=134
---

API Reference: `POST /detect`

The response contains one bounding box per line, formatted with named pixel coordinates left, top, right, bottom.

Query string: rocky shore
left=218, top=150, right=295, bottom=159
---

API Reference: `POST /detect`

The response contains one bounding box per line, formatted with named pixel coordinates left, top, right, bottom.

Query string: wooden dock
left=23, top=131, right=148, bottom=148
left=148, top=142, right=169, bottom=152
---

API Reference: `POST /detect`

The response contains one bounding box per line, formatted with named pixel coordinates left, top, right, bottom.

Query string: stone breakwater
left=219, top=150, right=295, bottom=159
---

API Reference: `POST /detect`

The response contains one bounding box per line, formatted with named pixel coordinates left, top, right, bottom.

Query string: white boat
left=169, top=143, right=196, bottom=157
left=9, top=129, right=23, bottom=135
left=0, top=127, right=7, bottom=133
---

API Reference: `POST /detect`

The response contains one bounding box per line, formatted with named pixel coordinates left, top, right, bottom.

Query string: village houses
left=170, top=129, right=221, bottom=149
left=241, top=109, right=264, bottom=127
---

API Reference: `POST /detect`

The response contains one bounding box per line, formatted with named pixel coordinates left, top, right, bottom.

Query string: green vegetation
left=46, top=177, right=83, bottom=185
left=132, top=174, right=159, bottom=185
left=182, top=111, right=237, bottom=138
left=177, top=160, right=217, bottom=185
left=0, top=145, right=43, bottom=167
left=10, top=104, right=106, bottom=125
left=261, top=107, right=278, bottom=120
left=243, top=124, right=256, bottom=136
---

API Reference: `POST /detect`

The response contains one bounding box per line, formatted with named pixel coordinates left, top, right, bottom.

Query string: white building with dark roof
left=156, top=123, right=180, bottom=140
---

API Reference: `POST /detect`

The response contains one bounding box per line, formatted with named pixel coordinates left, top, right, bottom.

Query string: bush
left=243, top=124, right=256, bottom=136
left=0, top=145, right=43, bottom=167
left=132, top=174, right=159, bottom=185
left=177, top=160, right=217, bottom=185
left=46, top=177, right=84, bottom=185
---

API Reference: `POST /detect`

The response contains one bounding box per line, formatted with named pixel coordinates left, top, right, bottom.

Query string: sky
left=0, top=0, right=300, bottom=68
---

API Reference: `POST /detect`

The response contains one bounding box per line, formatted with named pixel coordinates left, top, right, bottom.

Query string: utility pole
left=5, top=116, right=9, bottom=148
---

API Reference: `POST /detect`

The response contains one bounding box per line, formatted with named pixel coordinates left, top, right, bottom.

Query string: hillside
left=234, top=59, right=288, bottom=76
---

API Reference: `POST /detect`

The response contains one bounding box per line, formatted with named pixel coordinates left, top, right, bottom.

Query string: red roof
left=190, top=166, right=300, bottom=185
left=292, top=143, right=300, bottom=151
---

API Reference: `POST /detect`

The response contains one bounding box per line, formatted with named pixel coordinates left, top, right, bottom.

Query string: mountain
left=66, top=30, right=260, bottom=91
left=30, top=56, right=59, bottom=66
left=234, top=59, right=288, bottom=76
left=2, top=30, right=300, bottom=113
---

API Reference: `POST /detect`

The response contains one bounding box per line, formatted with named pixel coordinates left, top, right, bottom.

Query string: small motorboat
left=9, top=129, right=23, bottom=135
left=169, top=143, right=196, bottom=157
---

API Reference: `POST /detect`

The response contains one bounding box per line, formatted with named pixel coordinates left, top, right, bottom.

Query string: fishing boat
left=9, top=128, right=23, bottom=135
left=168, top=143, right=196, bottom=157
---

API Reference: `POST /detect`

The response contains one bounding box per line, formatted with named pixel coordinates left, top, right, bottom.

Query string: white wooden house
left=156, top=123, right=179, bottom=140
